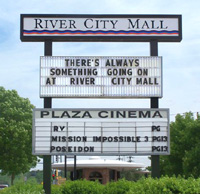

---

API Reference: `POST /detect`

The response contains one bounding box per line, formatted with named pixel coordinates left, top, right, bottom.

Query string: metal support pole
left=64, top=156, right=67, bottom=178
left=43, top=40, right=52, bottom=194
left=74, top=155, right=77, bottom=180
left=150, top=40, right=160, bottom=178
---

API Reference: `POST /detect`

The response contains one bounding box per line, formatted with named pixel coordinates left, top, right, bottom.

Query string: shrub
left=127, top=176, right=200, bottom=194
left=60, top=179, right=104, bottom=194
left=104, top=179, right=132, bottom=194
left=1, top=176, right=200, bottom=194
left=0, top=180, right=44, bottom=194
left=52, top=184, right=62, bottom=194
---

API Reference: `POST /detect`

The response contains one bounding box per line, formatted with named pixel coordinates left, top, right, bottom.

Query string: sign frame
left=40, top=56, right=163, bottom=98
left=21, top=14, right=182, bottom=42
left=32, top=108, right=170, bottom=156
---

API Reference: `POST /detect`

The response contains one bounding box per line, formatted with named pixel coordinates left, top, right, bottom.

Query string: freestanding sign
left=21, top=14, right=182, bottom=42
left=20, top=13, right=182, bottom=194
left=33, top=108, right=170, bottom=156
left=40, top=56, right=162, bottom=98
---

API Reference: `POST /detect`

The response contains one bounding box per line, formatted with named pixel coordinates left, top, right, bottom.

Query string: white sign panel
left=33, top=108, right=170, bottom=156
left=40, top=56, right=162, bottom=98
left=23, top=18, right=179, bottom=37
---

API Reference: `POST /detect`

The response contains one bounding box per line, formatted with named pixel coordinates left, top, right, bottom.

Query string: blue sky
left=1, top=0, right=200, bottom=167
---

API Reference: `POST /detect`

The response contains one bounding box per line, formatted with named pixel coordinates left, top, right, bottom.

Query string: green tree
left=120, top=169, right=145, bottom=181
left=160, top=112, right=200, bottom=177
left=24, top=170, right=43, bottom=184
left=0, top=87, right=37, bottom=185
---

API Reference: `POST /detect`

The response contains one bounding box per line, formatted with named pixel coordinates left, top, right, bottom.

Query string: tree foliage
left=120, top=169, right=145, bottom=181
left=160, top=112, right=200, bottom=177
left=0, top=87, right=37, bottom=184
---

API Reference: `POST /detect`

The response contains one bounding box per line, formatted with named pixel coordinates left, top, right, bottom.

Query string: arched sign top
left=20, top=14, right=182, bottom=42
